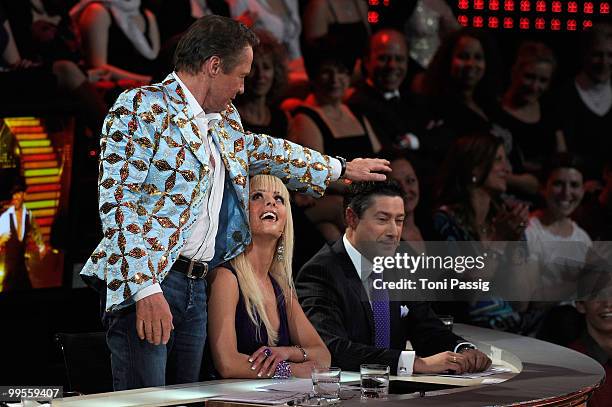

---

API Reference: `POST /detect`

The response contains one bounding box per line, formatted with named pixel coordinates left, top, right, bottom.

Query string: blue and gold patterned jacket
left=81, top=75, right=332, bottom=311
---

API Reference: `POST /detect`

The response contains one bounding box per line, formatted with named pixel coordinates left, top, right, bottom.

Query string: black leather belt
left=173, top=256, right=208, bottom=279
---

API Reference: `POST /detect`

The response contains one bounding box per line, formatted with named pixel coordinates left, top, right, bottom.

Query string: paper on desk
left=209, top=390, right=308, bottom=405
left=414, top=365, right=512, bottom=379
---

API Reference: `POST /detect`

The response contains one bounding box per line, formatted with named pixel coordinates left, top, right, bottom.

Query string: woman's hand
left=249, top=346, right=296, bottom=378
left=413, top=351, right=466, bottom=374
left=492, top=202, right=529, bottom=241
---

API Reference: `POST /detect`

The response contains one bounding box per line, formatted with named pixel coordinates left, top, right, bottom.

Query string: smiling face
left=206, top=46, right=253, bottom=112
left=389, top=158, right=419, bottom=215
left=248, top=179, right=289, bottom=242
left=247, top=52, right=274, bottom=98
left=584, top=36, right=612, bottom=84
left=577, top=299, right=612, bottom=337
left=10, top=191, right=25, bottom=210
left=365, top=30, right=408, bottom=92
left=544, top=168, right=584, bottom=218
left=482, top=145, right=510, bottom=194
left=512, top=61, right=554, bottom=104
left=347, top=195, right=405, bottom=258
left=313, top=62, right=350, bottom=103
left=450, top=36, right=486, bottom=90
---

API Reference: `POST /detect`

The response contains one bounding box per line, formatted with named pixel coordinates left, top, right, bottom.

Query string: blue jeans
left=103, top=270, right=207, bottom=390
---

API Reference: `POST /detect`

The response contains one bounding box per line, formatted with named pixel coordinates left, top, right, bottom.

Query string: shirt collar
left=365, top=79, right=400, bottom=100
left=172, top=72, right=221, bottom=124
left=342, top=234, right=373, bottom=281
left=581, top=330, right=611, bottom=366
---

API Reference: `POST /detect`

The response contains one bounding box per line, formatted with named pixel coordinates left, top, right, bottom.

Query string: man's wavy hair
left=174, top=15, right=259, bottom=74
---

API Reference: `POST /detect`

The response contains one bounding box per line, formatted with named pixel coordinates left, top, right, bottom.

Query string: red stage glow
left=489, top=0, right=500, bottom=10
left=368, top=11, right=379, bottom=23
left=551, top=18, right=561, bottom=30
left=458, top=14, right=469, bottom=26
left=458, top=0, right=469, bottom=9
left=584, top=2, right=594, bottom=13
left=602, top=2, right=610, bottom=14
left=520, top=0, right=531, bottom=12
left=488, top=16, right=499, bottom=28
left=583, top=19, right=593, bottom=29
left=520, top=17, right=530, bottom=29
left=552, top=1, right=562, bottom=12
left=504, top=16, right=514, bottom=28
left=536, top=0, right=546, bottom=11
left=504, top=0, right=515, bottom=11
left=474, top=0, right=484, bottom=10
left=568, top=1, right=578, bottom=12
left=535, top=17, right=546, bottom=29
left=473, top=15, right=484, bottom=27
left=567, top=19, right=577, bottom=30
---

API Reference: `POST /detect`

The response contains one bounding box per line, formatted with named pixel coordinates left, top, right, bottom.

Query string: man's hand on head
left=136, top=292, right=174, bottom=345
left=344, top=158, right=391, bottom=182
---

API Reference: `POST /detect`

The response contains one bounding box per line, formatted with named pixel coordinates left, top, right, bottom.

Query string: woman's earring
left=276, top=236, right=284, bottom=261
left=471, top=175, right=478, bottom=184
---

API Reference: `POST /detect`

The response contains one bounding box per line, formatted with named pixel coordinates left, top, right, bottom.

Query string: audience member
left=296, top=181, right=491, bottom=375
left=227, top=0, right=301, bottom=64
left=235, top=30, right=289, bottom=138
left=302, top=0, right=370, bottom=76
left=556, top=23, right=612, bottom=181
left=290, top=55, right=381, bottom=159
left=422, top=28, right=538, bottom=196
left=1, top=0, right=107, bottom=133
left=526, top=153, right=592, bottom=290
left=347, top=29, right=424, bottom=152
left=500, top=42, right=562, bottom=176
left=207, top=175, right=330, bottom=379
left=71, top=0, right=160, bottom=84
left=153, top=0, right=229, bottom=43
left=387, top=153, right=428, bottom=250
left=571, top=296, right=612, bottom=406
left=289, top=54, right=381, bottom=242
left=433, top=133, right=530, bottom=332
left=574, top=157, right=612, bottom=241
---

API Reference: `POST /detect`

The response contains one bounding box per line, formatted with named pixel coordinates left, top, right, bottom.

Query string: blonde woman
left=208, top=175, right=330, bottom=378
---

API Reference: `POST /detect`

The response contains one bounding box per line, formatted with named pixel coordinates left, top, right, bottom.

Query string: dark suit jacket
left=295, top=239, right=465, bottom=374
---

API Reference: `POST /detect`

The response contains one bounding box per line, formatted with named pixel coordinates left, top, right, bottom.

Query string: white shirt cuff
left=133, top=283, right=162, bottom=302
left=454, top=342, right=476, bottom=353
left=397, top=351, right=416, bottom=376
left=329, top=157, right=342, bottom=181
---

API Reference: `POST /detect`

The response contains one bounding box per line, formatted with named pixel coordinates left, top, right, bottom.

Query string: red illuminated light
left=488, top=16, right=499, bottom=28
left=368, top=0, right=379, bottom=5
left=584, top=2, right=594, bottom=13
left=458, top=0, right=469, bottom=10
left=458, top=15, right=469, bottom=26
left=473, top=16, right=484, bottom=27
left=520, top=0, right=530, bottom=12
left=551, top=18, right=561, bottom=30
left=583, top=20, right=593, bottom=29
left=474, top=0, right=484, bottom=10
left=489, top=0, right=500, bottom=10
left=602, top=3, right=610, bottom=14
left=520, top=17, right=529, bottom=29
left=535, top=17, right=545, bottom=29
left=552, top=1, right=561, bottom=12
left=504, top=0, right=515, bottom=11
left=504, top=17, right=514, bottom=28
left=368, top=11, right=379, bottom=23
left=568, top=1, right=578, bottom=12
left=567, top=19, right=577, bottom=30
left=536, top=0, right=546, bottom=12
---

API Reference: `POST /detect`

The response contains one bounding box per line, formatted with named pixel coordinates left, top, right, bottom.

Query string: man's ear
left=345, top=207, right=359, bottom=229
left=204, top=55, right=222, bottom=77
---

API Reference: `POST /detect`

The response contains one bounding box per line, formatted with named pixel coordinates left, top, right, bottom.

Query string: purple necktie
left=369, top=273, right=390, bottom=349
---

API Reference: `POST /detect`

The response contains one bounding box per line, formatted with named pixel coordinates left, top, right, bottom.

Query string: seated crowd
left=2, top=1, right=612, bottom=404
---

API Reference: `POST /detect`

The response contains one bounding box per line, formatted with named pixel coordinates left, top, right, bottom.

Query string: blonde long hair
left=230, top=175, right=295, bottom=345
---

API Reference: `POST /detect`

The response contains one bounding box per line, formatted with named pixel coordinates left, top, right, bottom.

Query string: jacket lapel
left=331, top=240, right=376, bottom=342
left=161, top=75, right=211, bottom=168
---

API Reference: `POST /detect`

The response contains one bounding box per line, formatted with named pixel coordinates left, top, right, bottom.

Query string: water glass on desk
left=312, top=367, right=341, bottom=402
left=360, top=364, right=389, bottom=400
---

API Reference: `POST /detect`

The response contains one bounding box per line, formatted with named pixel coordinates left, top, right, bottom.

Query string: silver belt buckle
left=186, top=259, right=208, bottom=279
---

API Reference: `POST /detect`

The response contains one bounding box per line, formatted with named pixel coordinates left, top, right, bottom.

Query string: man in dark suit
left=295, top=181, right=491, bottom=375
left=347, top=30, right=425, bottom=151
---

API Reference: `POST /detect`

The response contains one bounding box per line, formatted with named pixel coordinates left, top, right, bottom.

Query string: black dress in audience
left=496, top=103, right=559, bottom=175
left=107, top=7, right=155, bottom=76
left=556, top=80, right=612, bottom=180
left=241, top=106, right=289, bottom=139
left=291, top=105, right=374, bottom=160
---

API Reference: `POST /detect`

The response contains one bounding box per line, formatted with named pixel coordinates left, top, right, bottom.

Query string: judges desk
left=54, top=324, right=604, bottom=407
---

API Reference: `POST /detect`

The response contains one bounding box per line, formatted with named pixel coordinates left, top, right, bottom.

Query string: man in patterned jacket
left=81, top=15, right=390, bottom=390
